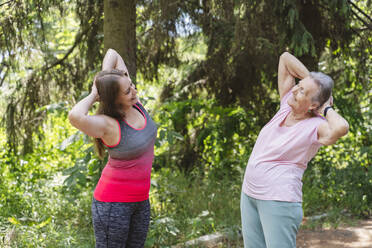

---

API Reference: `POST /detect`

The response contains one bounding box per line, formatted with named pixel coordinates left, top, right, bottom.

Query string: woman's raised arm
left=278, top=52, right=309, bottom=100
left=68, top=78, right=113, bottom=138
left=102, top=48, right=129, bottom=75
left=317, top=97, right=349, bottom=145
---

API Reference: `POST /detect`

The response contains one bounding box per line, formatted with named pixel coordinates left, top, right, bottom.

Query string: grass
left=147, top=167, right=243, bottom=247
left=1, top=165, right=369, bottom=247
left=0, top=178, right=95, bottom=247
left=0, top=165, right=244, bottom=247
left=301, top=209, right=361, bottom=231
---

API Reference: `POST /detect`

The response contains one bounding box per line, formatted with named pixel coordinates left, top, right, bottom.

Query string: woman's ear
left=310, top=101, right=320, bottom=111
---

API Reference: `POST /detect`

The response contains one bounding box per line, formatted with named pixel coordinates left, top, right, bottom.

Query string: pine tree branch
left=0, top=0, right=13, bottom=8
left=0, top=66, right=8, bottom=87
left=45, top=28, right=89, bottom=71
left=350, top=8, right=372, bottom=30
left=348, top=0, right=372, bottom=23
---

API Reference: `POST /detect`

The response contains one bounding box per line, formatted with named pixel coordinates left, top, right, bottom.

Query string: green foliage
left=303, top=133, right=371, bottom=217
left=147, top=167, right=242, bottom=247
left=1, top=0, right=103, bottom=153
left=153, top=96, right=257, bottom=174
left=0, top=113, right=96, bottom=247
left=59, top=132, right=106, bottom=195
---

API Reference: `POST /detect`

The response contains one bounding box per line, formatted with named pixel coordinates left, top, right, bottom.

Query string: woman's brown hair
left=93, top=69, right=128, bottom=159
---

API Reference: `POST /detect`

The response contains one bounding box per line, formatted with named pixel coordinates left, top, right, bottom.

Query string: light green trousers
left=240, top=192, right=303, bottom=248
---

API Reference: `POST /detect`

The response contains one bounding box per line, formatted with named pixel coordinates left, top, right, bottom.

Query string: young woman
left=241, top=52, right=349, bottom=248
left=69, top=49, right=157, bottom=247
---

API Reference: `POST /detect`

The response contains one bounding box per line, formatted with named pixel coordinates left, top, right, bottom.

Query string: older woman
left=240, top=52, right=349, bottom=248
left=69, top=49, right=157, bottom=247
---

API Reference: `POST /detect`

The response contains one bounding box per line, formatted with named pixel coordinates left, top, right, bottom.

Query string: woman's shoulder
left=97, top=113, right=121, bottom=123
left=307, top=114, right=327, bottom=127
left=94, top=114, right=123, bottom=134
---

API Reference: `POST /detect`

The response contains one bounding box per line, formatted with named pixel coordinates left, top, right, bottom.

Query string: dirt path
left=297, top=218, right=372, bottom=248
left=175, top=218, right=372, bottom=247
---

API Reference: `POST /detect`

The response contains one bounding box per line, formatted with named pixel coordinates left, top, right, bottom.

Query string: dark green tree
left=1, top=0, right=103, bottom=154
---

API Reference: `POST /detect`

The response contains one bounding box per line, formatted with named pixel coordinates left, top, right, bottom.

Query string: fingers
left=91, top=76, right=100, bottom=101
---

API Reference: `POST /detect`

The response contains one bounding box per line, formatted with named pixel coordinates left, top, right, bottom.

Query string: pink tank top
left=242, top=90, right=326, bottom=202
left=94, top=102, right=157, bottom=202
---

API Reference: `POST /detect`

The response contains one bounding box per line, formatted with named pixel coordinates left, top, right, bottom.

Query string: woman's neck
left=290, top=110, right=311, bottom=121
left=122, top=105, right=134, bottom=115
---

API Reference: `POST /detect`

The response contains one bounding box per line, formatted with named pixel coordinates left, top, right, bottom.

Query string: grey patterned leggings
left=92, top=197, right=150, bottom=248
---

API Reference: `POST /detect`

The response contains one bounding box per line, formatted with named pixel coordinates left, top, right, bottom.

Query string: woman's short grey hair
left=309, top=72, right=334, bottom=108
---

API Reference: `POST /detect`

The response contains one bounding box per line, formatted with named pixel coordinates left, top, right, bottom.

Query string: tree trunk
left=104, top=0, right=136, bottom=79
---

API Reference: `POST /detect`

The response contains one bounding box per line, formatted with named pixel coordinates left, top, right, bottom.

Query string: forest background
left=0, top=0, right=371, bottom=247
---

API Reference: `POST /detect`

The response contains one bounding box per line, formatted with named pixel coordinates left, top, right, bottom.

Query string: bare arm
left=278, top=52, right=310, bottom=100
left=317, top=97, right=349, bottom=145
left=102, top=48, right=129, bottom=74
left=68, top=81, right=113, bottom=138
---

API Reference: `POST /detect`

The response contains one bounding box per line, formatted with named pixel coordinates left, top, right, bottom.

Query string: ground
left=181, top=218, right=372, bottom=248
left=296, top=218, right=372, bottom=248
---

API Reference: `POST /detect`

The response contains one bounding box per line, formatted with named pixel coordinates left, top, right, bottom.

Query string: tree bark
left=104, top=0, right=136, bottom=79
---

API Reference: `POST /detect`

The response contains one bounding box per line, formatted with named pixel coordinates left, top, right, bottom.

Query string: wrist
left=89, top=92, right=99, bottom=101
left=323, top=106, right=333, bottom=117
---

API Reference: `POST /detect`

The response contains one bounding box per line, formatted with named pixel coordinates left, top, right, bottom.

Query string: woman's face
left=116, top=76, right=138, bottom=108
left=288, top=77, right=319, bottom=113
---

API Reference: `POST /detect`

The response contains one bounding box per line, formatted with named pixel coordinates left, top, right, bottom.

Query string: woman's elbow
left=340, top=122, right=349, bottom=137
left=68, top=111, right=80, bottom=127
left=334, top=122, right=349, bottom=139
left=280, top=52, right=291, bottom=59
left=106, top=48, right=118, bottom=56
